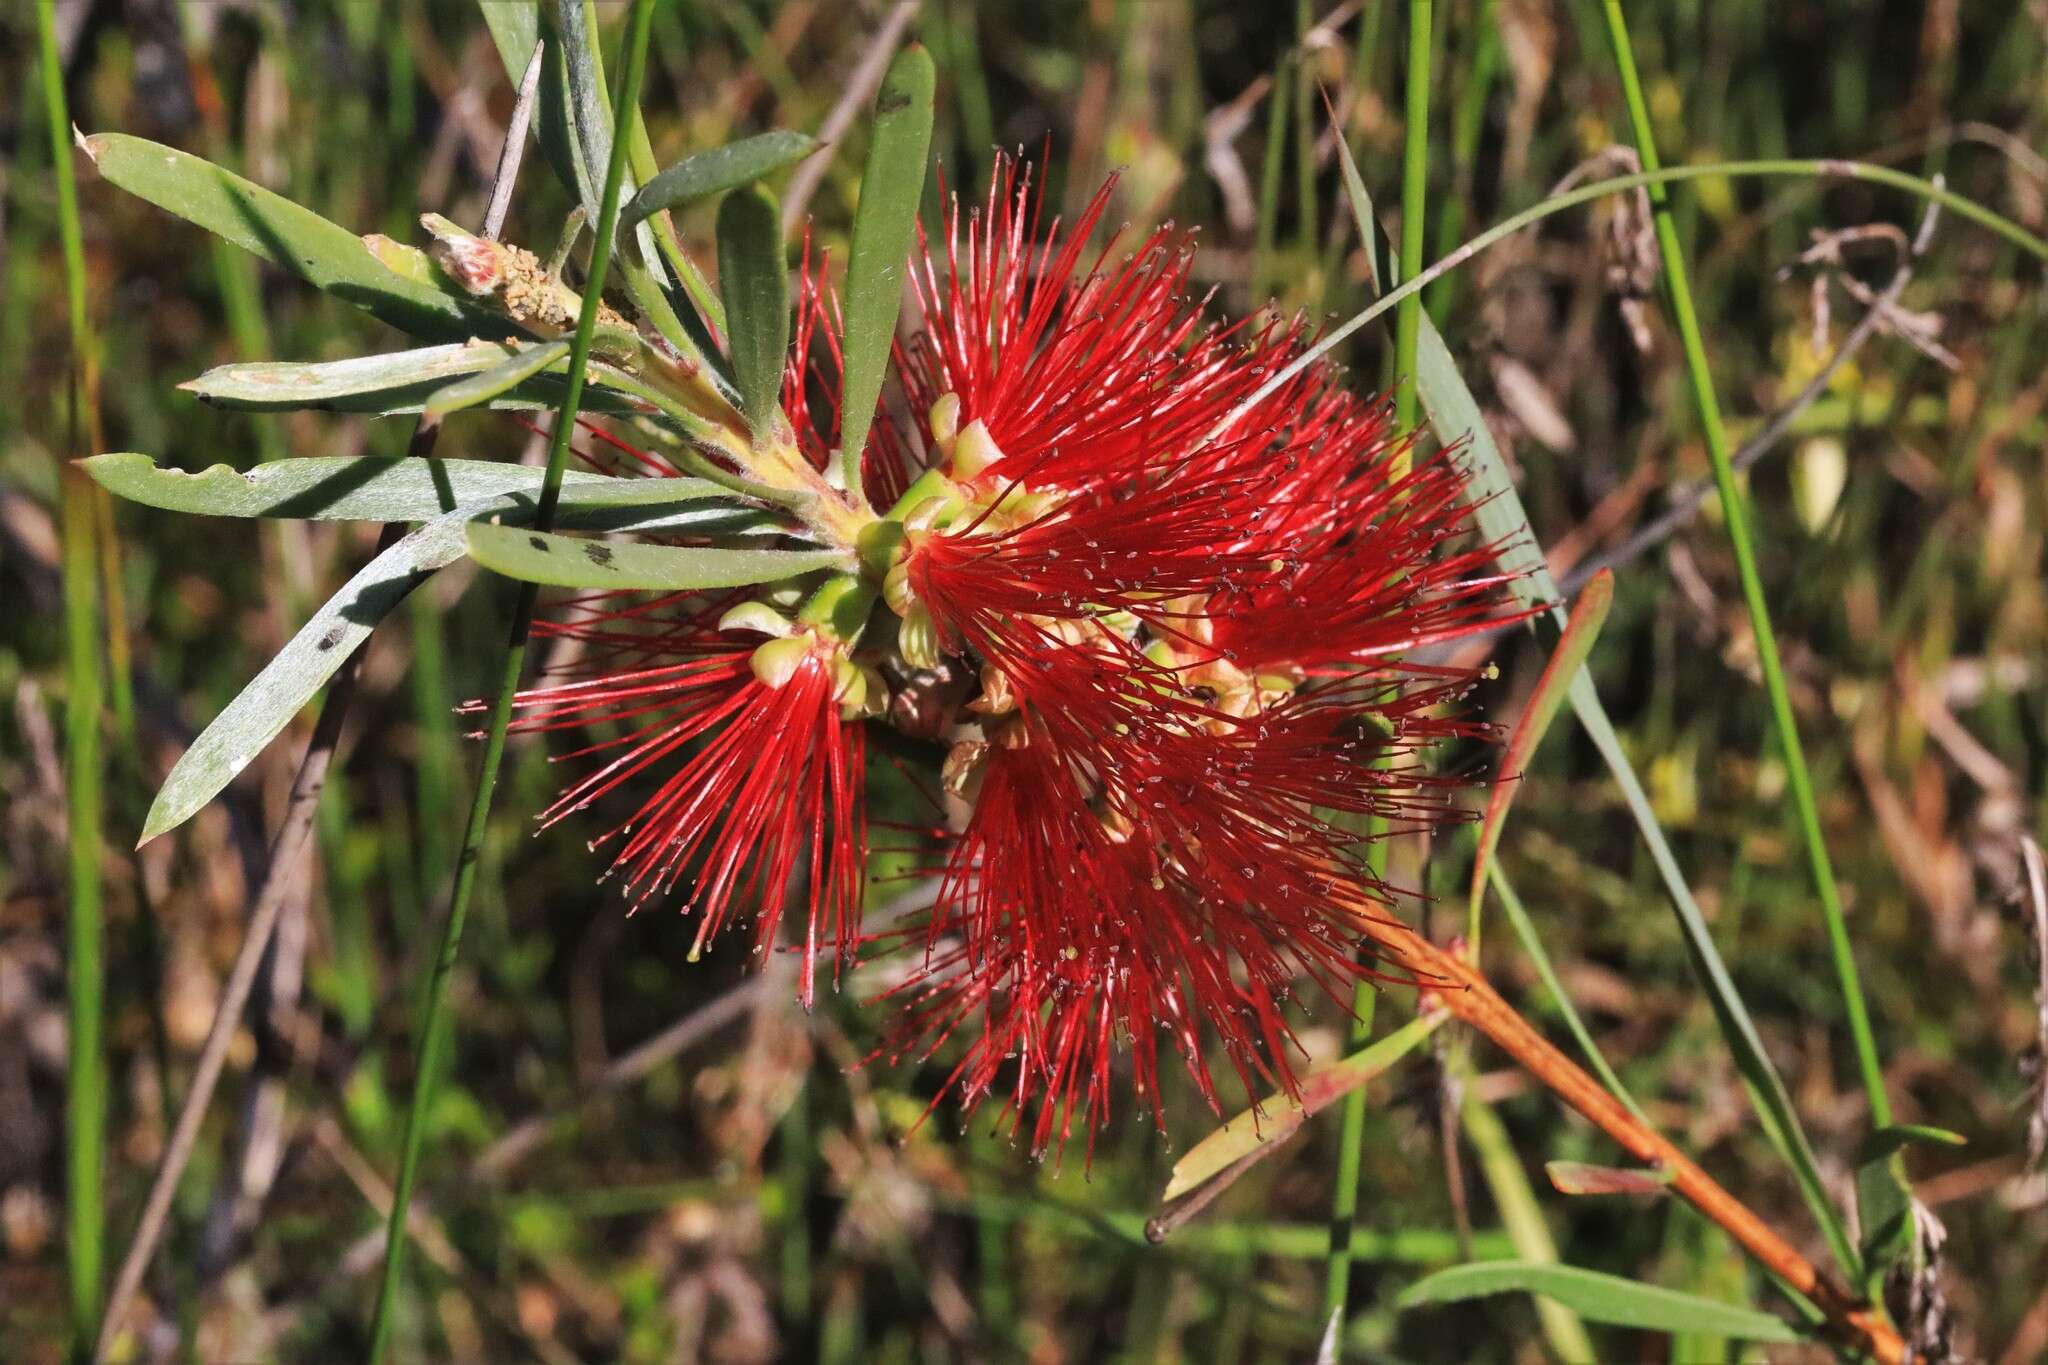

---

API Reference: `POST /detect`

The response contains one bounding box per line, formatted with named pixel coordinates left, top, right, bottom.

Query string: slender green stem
left=1392, top=0, right=1432, bottom=438
left=1490, top=865, right=1647, bottom=1125
left=1596, top=2, right=1891, bottom=1129
left=39, top=3, right=106, bottom=1355
left=365, top=2, right=657, bottom=1356
left=1218, top=156, right=2047, bottom=445
left=1322, top=7, right=1434, bottom=1349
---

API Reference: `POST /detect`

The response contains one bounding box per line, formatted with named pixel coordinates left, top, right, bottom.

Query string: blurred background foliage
left=4, top=1, right=2047, bottom=1360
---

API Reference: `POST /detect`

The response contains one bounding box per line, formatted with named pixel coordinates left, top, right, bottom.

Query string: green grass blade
left=1490, top=865, right=1648, bottom=1125
left=625, top=132, right=817, bottom=232
left=79, top=134, right=514, bottom=342
left=715, top=185, right=791, bottom=444
left=836, top=43, right=935, bottom=500
left=39, top=3, right=106, bottom=1348
left=1596, top=0, right=1891, bottom=1132
left=465, top=522, right=844, bottom=590
left=1400, top=1260, right=1803, bottom=1343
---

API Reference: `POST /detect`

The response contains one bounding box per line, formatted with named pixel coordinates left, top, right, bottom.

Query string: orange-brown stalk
left=1374, top=919, right=1905, bottom=1365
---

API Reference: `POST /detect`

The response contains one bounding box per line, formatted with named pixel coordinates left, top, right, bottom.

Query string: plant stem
left=1392, top=0, right=1431, bottom=439
left=1595, top=1, right=1891, bottom=1129
left=1323, top=7, right=1433, bottom=1348
left=1217, top=156, right=2047, bottom=443
left=38, top=2, right=106, bottom=1354
left=365, top=3, right=657, bottom=1357
left=1375, top=917, right=1906, bottom=1364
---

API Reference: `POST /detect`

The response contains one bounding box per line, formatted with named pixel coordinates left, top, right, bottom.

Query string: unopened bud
left=423, top=214, right=509, bottom=295
left=719, top=601, right=795, bottom=638
left=969, top=662, right=1016, bottom=717
left=928, top=392, right=961, bottom=450
left=749, top=635, right=814, bottom=689
left=949, top=418, right=1005, bottom=480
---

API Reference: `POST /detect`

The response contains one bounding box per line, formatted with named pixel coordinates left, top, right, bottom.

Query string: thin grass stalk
left=37, top=3, right=107, bottom=1353
left=1321, top=6, right=1433, bottom=1346
left=365, top=3, right=658, bottom=1356
left=1219, top=155, right=2045, bottom=445
left=1594, top=2, right=1891, bottom=1130
left=1253, top=53, right=1293, bottom=302
left=1391, top=0, right=1432, bottom=438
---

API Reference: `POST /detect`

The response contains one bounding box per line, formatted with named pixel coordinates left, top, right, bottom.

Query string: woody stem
left=1374, top=920, right=1905, bottom=1365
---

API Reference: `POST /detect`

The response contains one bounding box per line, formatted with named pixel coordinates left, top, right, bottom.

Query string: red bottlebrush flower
left=867, top=157, right=1529, bottom=1152
left=500, top=594, right=868, bottom=1006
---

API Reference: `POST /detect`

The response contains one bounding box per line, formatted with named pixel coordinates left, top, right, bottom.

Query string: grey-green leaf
left=716, top=186, right=791, bottom=444
left=87, top=452, right=600, bottom=520
left=82, top=133, right=511, bottom=343
left=1398, top=1263, right=1803, bottom=1343
left=87, top=453, right=773, bottom=538
left=466, top=522, right=846, bottom=590
left=625, top=132, right=817, bottom=232
left=186, top=343, right=517, bottom=411
left=836, top=43, right=935, bottom=498
left=139, top=515, right=471, bottom=843
left=425, top=340, right=572, bottom=417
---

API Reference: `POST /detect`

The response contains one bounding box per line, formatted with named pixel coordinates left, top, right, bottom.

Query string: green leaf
left=1470, top=570, right=1612, bottom=929
left=716, top=186, right=791, bottom=444
left=476, top=1, right=539, bottom=84
left=1330, top=123, right=1863, bottom=1284
left=139, top=515, right=469, bottom=842
left=836, top=43, right=935, bottom=498
left=81, top=133, right=511, bottom=343
left=183, top=345, right=644, bottom=419
left=86, top=452, right=603, bottom=520
left=424, top=340, right=572, bottom=417
left=465, top=522, right=847, bottom=590
left=135, top=475, right=772, bottom=841
left=81, top=454, right=754, bottom=530
left=624, top=132, right=817, bottom=232
left=1858, top=1124, right=1967, bottom=1164
left=183, top=343, right=508, bottom=411
left=1856, top=1157, right=1913, bottom=1276
left=1398, top=1262, right=1803, bottom=1343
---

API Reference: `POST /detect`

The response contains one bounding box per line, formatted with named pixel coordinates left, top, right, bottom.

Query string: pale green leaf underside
left=181, top=343, right=643, bottom=418
left=465, top=521, right=847, bottom=590
left=1399, top=1262, right=1801, bottom=1342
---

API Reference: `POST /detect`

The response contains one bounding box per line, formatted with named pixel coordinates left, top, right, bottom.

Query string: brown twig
left=1375, top=918, right=1906, bottom=1365
left=91, top=43, right=546, bottom=1361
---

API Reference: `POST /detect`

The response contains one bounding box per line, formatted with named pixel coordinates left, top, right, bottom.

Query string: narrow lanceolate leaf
left=81, top=133, right=511, bottom=343
left=837, top=43, right=935, bottom=498
left=140, top=515, right=470, bottom=843
left=1161, top=1013, right=1445, bottom=1203
left=1857, top=1124, right=1968, bottom=1164
left=425, top=340, right=571, bottom=417
left=183, top=344, right=508, bottom=411
left=1545, top=1160, right=1673, bottom=1197
left=625, top=132, right=817, bottom=232
left=1329, top=123, right=1861, bottom=1281
left=81, top=453, right=742, bottom=525
left=465, top=522, right=847, bottom=590
left=1470, top=570, right=1613, bottom=924
left=1398, top=1262, right=1803, bottom=1343
left=716, top=186, right=791, bottom=443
